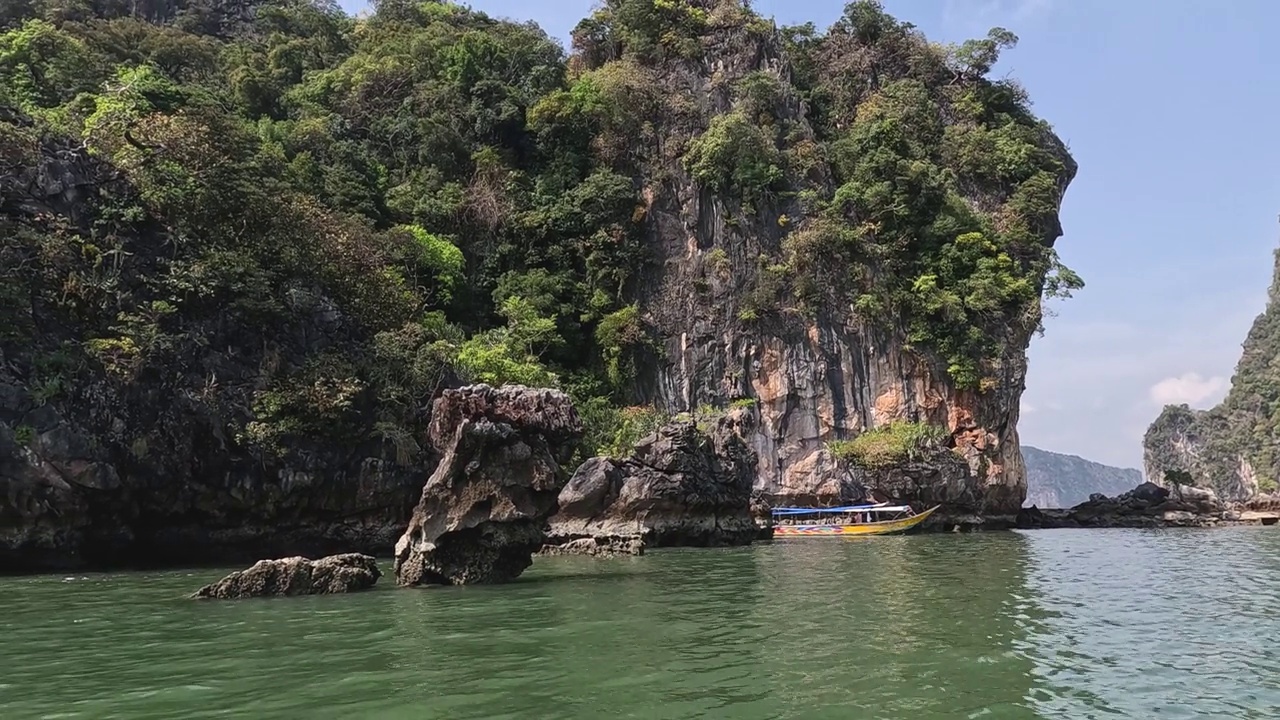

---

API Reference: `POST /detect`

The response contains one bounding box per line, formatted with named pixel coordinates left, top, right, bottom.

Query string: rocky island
left=1144, top=247, right=1280, bottom=509
left=0, top=0, right=1086, bottom=573
left=193, top=553, right=382, bottom=599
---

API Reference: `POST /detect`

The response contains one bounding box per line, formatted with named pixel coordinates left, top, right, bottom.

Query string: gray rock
left=393, top=385, right=583, bottom=586
left=544, top=410, right=759, bottom=552
left=537, top=537, right=644, bottom=557
left=192, top=553, right=381, bottom=599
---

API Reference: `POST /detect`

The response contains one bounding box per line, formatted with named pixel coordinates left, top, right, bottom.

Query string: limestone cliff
left=1144, top=248, right=1280, bottom=501
left=608, top=2, right=1075, bottom=521
left=0, top=0, right=1077, bottom=571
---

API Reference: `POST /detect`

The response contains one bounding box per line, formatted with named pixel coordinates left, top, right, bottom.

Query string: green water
left=3, top=528, right=1278, bottom=719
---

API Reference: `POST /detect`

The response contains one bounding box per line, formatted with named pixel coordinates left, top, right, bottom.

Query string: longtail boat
left=770, top=503, right=939, bottom=537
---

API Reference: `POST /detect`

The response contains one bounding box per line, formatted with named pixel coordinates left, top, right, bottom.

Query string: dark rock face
left=537, top=536, right=645, bottom=558
left=544, top=410, right=760, bottom=552
left=191, top=553, right=381, bottom=599
left=393, top=385, right=583, bottom=586
left=749, top=445, right=996, bottom=531
left=1017, top=482, right=1228, bottom=529
left=0, top=128, right=431, bottom=573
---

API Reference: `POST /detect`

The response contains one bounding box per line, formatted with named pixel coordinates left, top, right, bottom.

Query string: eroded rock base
left=393, top=385, right=583, bottom=586
left=192, top=553, right=380, bottom=599
left=544, top=413, right=759, bottom=553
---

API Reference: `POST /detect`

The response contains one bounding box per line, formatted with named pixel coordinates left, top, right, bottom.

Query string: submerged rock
left=1017, top=481, right=1229, bottom=529
left=192, top=553, right=380, bottom=599
left=393, top=384, right=583, bottom=586
left=537, top=536, right=644, bottom=557
left=544, top=410, right=760, bottom=553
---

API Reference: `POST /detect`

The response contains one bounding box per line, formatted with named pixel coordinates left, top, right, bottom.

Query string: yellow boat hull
left=771, top=505, right=940, bottom=537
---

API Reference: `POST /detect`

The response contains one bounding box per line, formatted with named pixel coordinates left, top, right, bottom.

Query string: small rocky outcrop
left=1245, top=493, right=1280, bottom=511
left=537, top=536, right=645, bottom=557
left=543, top=409, right=761, bottom=553
left=1017, top=481, right=1229, bottom=529
left=393, top=384, right=583, bottom=586
left=191, top=553, right=380, bottom=599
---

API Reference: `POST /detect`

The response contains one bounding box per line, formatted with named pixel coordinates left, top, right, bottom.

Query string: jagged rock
left=393, top=384, right=583, bottom=586
left=537, top=537, right=644, bottom=557
left=544, top=410, right=760, bottom=552
left=1016, top=481, right=1227, bottom=529
left=191, top=553, right=380, bottom=599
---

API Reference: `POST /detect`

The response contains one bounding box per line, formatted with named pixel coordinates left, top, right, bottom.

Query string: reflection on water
left=754, top=533, right=1039, bottom=718
left=0, top=529, right=1277, bottom=719
left=1020, top=527, right=1280, bottom=719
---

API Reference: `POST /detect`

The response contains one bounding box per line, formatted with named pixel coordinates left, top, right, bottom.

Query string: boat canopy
left=770, top=504, right=913, bottom=516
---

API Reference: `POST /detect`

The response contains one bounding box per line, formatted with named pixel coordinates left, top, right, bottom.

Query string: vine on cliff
left=0, top=0, right=1077, bottom=464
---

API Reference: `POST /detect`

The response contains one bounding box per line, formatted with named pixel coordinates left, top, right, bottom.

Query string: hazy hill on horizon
left=1022, top=445, right=1143, bottom=508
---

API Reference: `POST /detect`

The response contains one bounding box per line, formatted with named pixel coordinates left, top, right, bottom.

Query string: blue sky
left=338, top=0, right=1280, bottom=471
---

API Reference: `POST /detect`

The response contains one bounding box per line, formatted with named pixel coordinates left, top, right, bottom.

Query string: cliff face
left=614, top=3, right=1075, bottom=520
left=0, top=118, right=433, bottom=571
left=1144, top=248, right=1280, bottom=501
left=0, top=0, right=1076, bottom=571
left=1021, top=446, right=1142, bottom=508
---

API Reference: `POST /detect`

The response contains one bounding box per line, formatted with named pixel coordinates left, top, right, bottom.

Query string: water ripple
left=0, top=530, right=1277, bottom=718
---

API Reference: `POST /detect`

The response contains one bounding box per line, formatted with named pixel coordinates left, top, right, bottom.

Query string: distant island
left=1022, top=446, right=1142, bottom=509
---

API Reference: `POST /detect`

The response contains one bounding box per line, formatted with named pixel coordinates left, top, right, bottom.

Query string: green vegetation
left=683, top=111, right=784, bottom=198
left=13, top=425, right=34, bottom=446
left=0, top=0, right=1076, bottom=465
left=1163, top=469, right=1194, bottom=487
left=828, top=421, right=948, bottom=468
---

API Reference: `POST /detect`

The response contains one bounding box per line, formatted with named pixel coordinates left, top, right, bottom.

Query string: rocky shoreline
left=7, top=383, right=1279, bottom=593
left=1016, top=482, right=1278, bottom=530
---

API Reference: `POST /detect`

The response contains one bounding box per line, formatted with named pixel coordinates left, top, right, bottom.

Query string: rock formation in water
left=0, top=0, right=1077, bottom=573
left=544, top=408, right=759, bottom=553
left=1017, top=481, right=1230, bottom=529
left=1022, top=446, right=1143, bottom=508
left=604, top=3, right=1075, bottom=525
left=394, top=384, right=583, bottom=586
left=1144, top=247, right=1280, bottom=502
left=191, top=553, right=381, bottom=599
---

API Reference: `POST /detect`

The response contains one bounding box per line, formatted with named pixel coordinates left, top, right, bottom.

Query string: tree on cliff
left=0, top=0, right=1078, bottom=566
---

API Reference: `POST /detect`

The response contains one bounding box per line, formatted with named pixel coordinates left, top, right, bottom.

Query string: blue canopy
left=770, top=504, right=911, bottom=516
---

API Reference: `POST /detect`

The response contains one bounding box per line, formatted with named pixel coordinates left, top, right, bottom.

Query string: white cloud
left=941, top=0, right=1054, bottom=33
left=1148, top=373, right=1229, bottom=408
left=1011, top=0, right=1053, bottom=21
